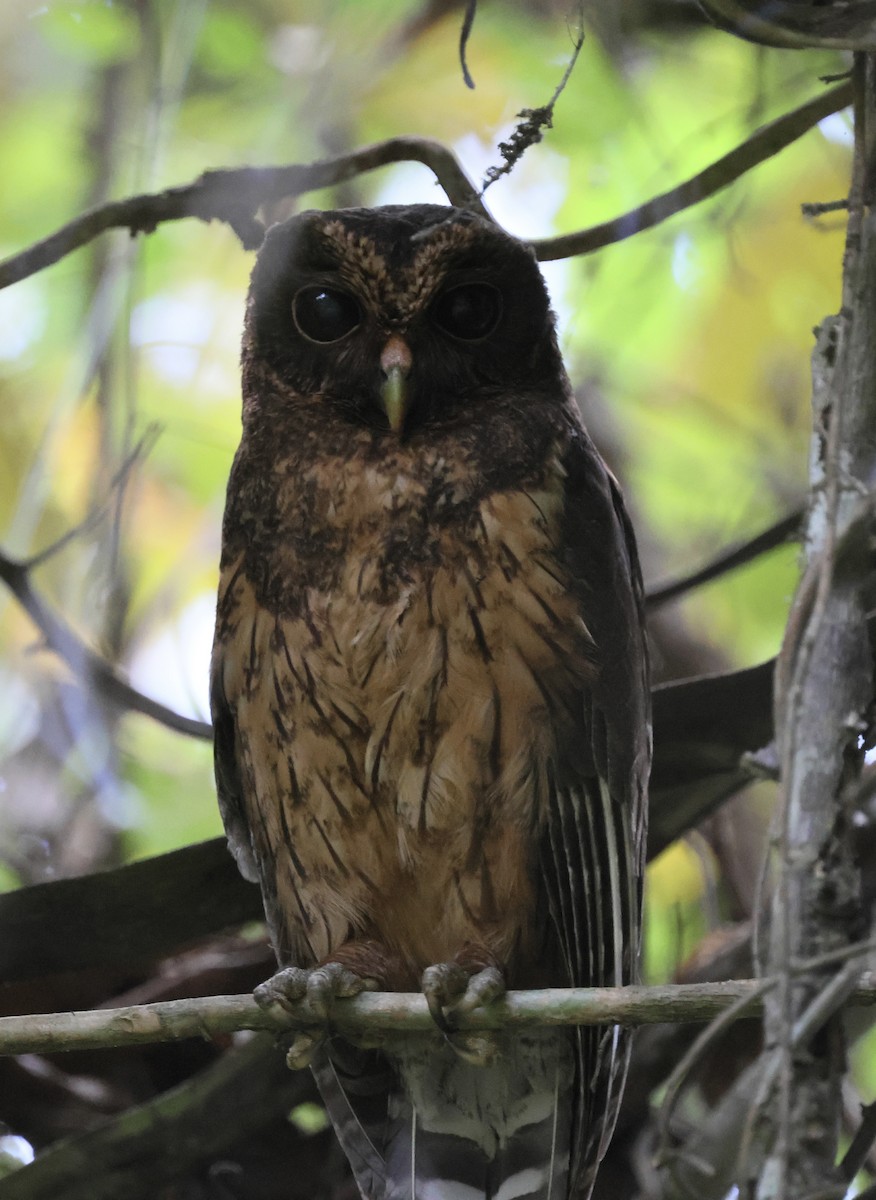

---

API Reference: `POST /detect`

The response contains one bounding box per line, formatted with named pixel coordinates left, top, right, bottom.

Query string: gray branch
left=749, top=57, right=876, bottom=1200
left=2, top=979, right=876, bottom=1057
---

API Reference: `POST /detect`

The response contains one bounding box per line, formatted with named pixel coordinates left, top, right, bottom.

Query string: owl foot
left=254, top=962, right=379, bottom=1069
left=421, top=962, right=505, bottom=1066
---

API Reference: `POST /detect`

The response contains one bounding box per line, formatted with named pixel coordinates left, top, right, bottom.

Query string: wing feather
left=536, top=429, right=650, bottom=1197
left=210, top=646, right=260, bottom=885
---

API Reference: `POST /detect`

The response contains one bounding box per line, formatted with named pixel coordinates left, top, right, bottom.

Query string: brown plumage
left=211, top=204, right=650, bottom=1200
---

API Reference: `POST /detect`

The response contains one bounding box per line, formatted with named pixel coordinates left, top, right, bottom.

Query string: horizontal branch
left=3, top=977, right=876, bottom=1057
left=0, top=83, right=852, bottom=291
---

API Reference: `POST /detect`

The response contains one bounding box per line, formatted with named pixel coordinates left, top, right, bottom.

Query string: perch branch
left=2, top=979, right=876, bottom=1057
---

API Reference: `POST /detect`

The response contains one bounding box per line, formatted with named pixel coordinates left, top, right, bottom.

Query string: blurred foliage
left=0, top=0, right=865, bottom=1110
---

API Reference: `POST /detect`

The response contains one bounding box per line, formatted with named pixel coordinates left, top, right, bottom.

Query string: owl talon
left=255, top=962, right=379, bottom=1070
left=453, top=965, right=505, bottom=1016
left=254, top=966, right=309, bottom=1013
left=285, top=1029, right=323, bottom=1070
left=255, top=961, right=377, bottom=1017
left=422, top=962, right=470, bottom=1031
left=421, top=961, right=506, bottom=1048
left=306, top=961, right=378, bottom=1018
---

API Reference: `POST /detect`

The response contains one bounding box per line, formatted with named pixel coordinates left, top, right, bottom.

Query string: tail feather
left=310, top=1042, right=388, bottom=1197
left=314, top=1029, right=575, bottom=1200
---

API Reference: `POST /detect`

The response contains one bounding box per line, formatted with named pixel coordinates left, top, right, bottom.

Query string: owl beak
left=379, top=335, right=413, bottom=433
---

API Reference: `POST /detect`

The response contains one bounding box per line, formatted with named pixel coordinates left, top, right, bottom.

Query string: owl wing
left=539, top=430, right=650, bottom=1196
left=211, top=661, right=255, bottom=881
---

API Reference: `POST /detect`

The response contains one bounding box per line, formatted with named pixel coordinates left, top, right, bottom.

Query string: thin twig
left=459, top=0, right=477, bottom=89
left=0, top=550, right=211, bottom=740
left=22, top=428, right=159, bottom=571
left=657, top=935, right=876, bottom=1172
left=656, top=977, right=776, bottom=1166
left=481, top=1, right=585, bottom=191
left=2, top=978, right=876, bottom=1058
left=532, top=80, right=852, bottom=261
left=803, top=199, right=851, bottom=219
left=645, top=508, right=802, bottom=611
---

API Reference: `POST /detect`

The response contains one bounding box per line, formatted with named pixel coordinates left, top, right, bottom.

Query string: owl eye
left=432, top=283, right=502, bottom=341
left=293, top=287, right=361, bottom=343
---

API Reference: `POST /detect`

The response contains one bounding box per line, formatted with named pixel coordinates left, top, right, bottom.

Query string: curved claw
left=254, top=966, right=309, bottom=1013
left=254, top=961, right=380, bottom=1069
left=306, top=961, right=376, bottom=1019
left=454, top=965, right=505, bottom=1015
left=422, top=962, right=469, bottom=1031
left=421, top=960, right=506, bottom=1049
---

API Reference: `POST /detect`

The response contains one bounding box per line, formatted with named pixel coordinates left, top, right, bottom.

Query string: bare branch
left=0, top=84, right=852, bottom=295
left=0, top=549, right=210, bottom=740
left=22, top=427, right=160, bottom=571
left=645, top=508, right=802, bottom=611
left=459, top=0, right=477, bottom=89
left=1, top=978, right=875, bottom=1058
left=0, top=137, right=487, bottom=291
left=750, top=53, right=876, bottom=1200
left=532, top=80, right=852, bottom=261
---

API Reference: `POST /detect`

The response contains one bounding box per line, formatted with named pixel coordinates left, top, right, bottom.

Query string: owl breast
left=216, top=436, right=596, bottom=985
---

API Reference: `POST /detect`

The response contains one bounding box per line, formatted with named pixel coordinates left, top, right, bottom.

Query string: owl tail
left=312, top=1029, right=576, bottom=1200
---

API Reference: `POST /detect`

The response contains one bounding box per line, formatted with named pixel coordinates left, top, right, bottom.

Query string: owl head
left=242, top=204, right=566, bottom=437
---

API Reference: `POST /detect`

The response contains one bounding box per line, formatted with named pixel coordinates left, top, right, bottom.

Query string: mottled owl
left=211, top=203, right=650, bottom=1200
